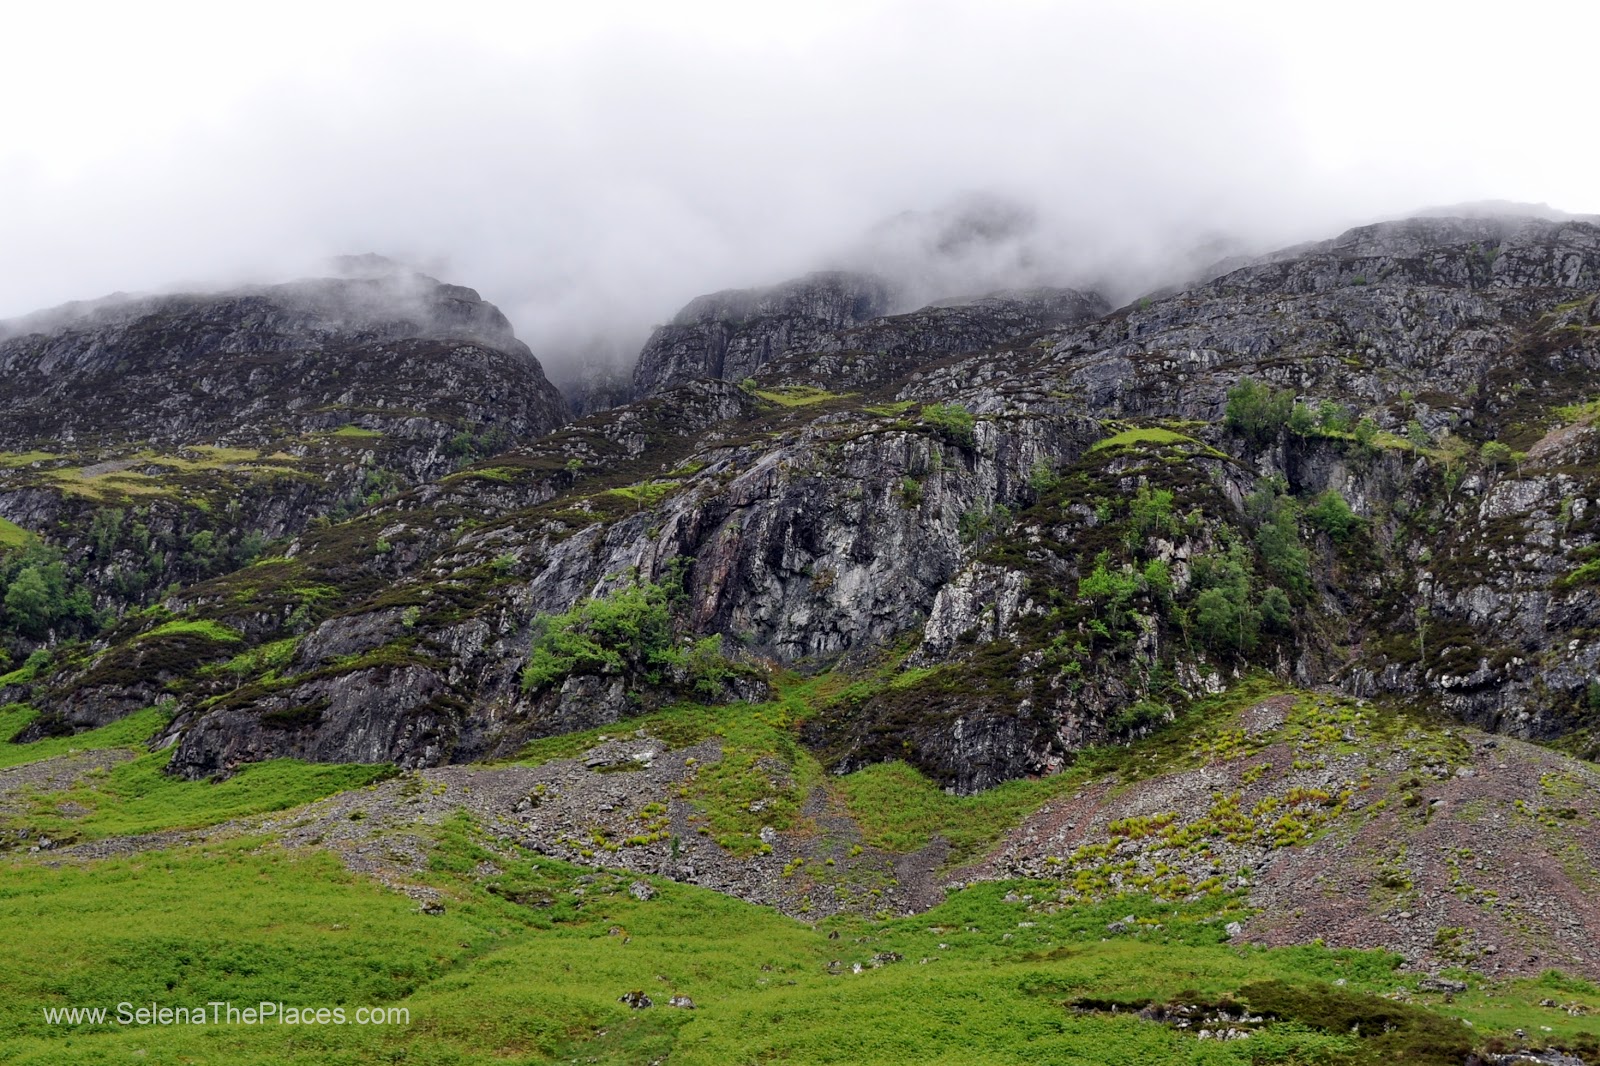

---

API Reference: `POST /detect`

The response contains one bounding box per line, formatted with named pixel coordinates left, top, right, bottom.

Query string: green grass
left=28, top=447, right=301, bottom=504
left=2, top=821, right=1587, bottom=1064
left=142, top=618, right=243, bottom=643
left=1, top=670, right=1595, bottom=1062
left=1089, top=426, right=1200, bottom=452
left=6, top=753, right=394, bottom=841
left=862, top=400, right=916, bottom=417
left=330, top=424, right=384, bottom=438
left=0, top=451, right=59, bottom=468
left=836, top=761, right=1082, bottom=862
left=0, top=516, right=31, bottom=548
left=751, top=385, right=851, bottom=407
left=0, top=706, right=171, bottom=770
left=603, top=480, right=678, bottom=508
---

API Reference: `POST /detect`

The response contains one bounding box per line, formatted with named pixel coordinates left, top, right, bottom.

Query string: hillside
left=2, top=212, right=1600, bottom=1063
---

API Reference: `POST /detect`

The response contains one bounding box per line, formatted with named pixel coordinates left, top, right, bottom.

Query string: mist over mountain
left=6, top=2, right=1597, bottom=397
left=7, top=9, right=1600, bottom=1061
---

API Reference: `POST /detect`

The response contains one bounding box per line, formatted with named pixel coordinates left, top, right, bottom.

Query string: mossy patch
left=0, top=516, right=31, bottom=548
left=750, top=384, right=851, bottom=407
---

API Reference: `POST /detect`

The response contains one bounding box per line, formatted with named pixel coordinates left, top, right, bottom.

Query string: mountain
left=0, top=270, right=568, bottom=452
left=631, top=270, right=897, bottom=395
left=13, top=212, right=1593, bottom=783
left=4, top=211, right=1600, bottom=1063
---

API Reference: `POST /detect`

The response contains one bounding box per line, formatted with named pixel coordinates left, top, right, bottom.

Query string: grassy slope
left=2, top=815, right=1596, bottom=1064
left=3, top=682, right=1598, bottom=1062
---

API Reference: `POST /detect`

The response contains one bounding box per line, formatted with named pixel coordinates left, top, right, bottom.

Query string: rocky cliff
left=0, top=270, right=569, bottom=658
left=4, top=212, right=1600, bottom=796
left=0, top=271, right=568, bottom=451
left=631, top=271, right=894, bottom=394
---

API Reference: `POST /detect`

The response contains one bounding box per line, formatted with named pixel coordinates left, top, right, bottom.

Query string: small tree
left=1225, top=378, right=1294, bottom=445
left=1129, top=483, right=1178, bottom=537
left=2, top=567, right=55, bottom=638
left=1406, top=420, right=1431, bottom=455
left=1317, top=400, right=1352, bottom=434
left=1480, top=440, right=1512, bottom=472
left=1305, top=489, right=1360, bottom=542
left=921, top=403, right=976, bottom=449
left=1027, top=459, right=1060, bottom=495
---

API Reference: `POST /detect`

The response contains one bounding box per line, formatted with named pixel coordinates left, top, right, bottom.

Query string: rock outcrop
left=632, top=271, right=893, bottom=394
left=6, top=213, right=1600, bottom=793
left=0, top=271, right=569, bottom=451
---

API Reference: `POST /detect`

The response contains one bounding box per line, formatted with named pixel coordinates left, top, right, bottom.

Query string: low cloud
left=2, top=1, right=1594, bottom=382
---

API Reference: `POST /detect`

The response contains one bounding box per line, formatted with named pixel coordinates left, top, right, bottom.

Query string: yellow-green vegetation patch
left=1090, top=425, right=1202, bottom=452
left=605, top=480, right=678, bottom=508
left=862, top=399, right=916, bottom=417
left=752, top=384, right=852, bottom=407
left=5, top=753, right=394, bottom=841
left=0, top=516, right=31, bottom=548
left=203, top=637, right=300, bottom=684
left=0, top=450, right=58, bottom=468
left=443, top=465, right=520, bottom=485
left=45, top=467, right=170, bottom=501
left=0, top=705, right=170, bottom=770
left=35, top=446, right=302, bottom=503
left=330, top=424, right=384, bottom=438
left=1553, top=398, right=1600, bottom=426
left=142, top=618, right=243, bottom=643
left=154, top=445, right=273, bottom=469
left=836, top=760, right=1081, bottom=862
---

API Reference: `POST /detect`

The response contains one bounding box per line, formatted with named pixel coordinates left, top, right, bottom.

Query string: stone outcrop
left=0, top=272, right=569, bottom=451
left=7, top=213, right=1600, bottom=793
left=632, top=271, right=893, bottom=394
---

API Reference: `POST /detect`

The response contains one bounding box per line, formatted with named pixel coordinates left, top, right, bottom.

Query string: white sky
left=2, top=0, right=1595, bottom=371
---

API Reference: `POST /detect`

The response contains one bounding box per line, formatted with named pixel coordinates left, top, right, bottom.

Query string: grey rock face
left=0, top=273, right=569, bottom=451
left=14, top=212, right=1600, bottom=795
left=165, top=662, right=458, bottom=777
left=632, top=271, right=893, bottom=394
left=758, top=287, right=1109, bottom=394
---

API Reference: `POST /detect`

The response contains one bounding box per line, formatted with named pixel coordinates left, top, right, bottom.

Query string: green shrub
left=1189, top=541, right=1259, bottom=654
left=1305, top=489, right=1360, bottom=542
left=522, top=579, right=675, bottom=692
left=521, top=568, right=739, bottom=698
left=1078, top=552, right=1142, bottom=608
left=1259, top=586, right=1293, bottom=632
left=921, top=403, right=976, bottom=448
left=1129, top=484, right=1177, bottom=537
left=0, top=546, right=97, bottom=641
left=1317, top=400, right=1352, bottom=433
left=1288, top=403, right=1317, bottom=436
left=1026, top=459, right=1060, bottom=495
left=1225, top=377, right=1293, bottom=444
left=1249, top=484, right=1311, bottom=597
left=1141, top=559, right=1172, bottom=602
left=1111, top=699, right=1167, bottom=735
left=1480, top=439, right=1512, bottom=471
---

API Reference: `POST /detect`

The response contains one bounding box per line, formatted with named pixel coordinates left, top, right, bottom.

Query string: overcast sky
left=3, top=0, right=1595, bottom=377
